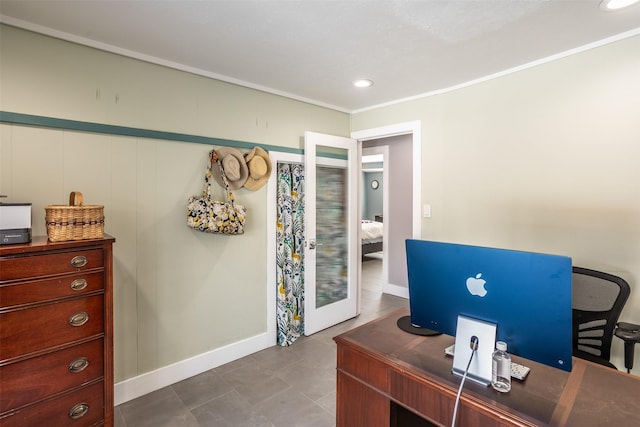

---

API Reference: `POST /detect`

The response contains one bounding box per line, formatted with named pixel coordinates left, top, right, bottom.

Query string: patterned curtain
left=276, top=162, right=305, bottom=346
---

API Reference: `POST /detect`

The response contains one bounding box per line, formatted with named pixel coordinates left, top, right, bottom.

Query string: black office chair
left=572, top=266, right=630, bottom=369
left=615, top=321, right=640, bottom=373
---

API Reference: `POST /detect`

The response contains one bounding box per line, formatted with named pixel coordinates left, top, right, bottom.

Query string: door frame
left=265, top=120, right=421, bottom=345
left=352, top=121, right=422, bottom=298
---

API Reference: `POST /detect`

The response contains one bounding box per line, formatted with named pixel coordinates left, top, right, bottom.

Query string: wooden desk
left=334, top=308, right=640, bottom=427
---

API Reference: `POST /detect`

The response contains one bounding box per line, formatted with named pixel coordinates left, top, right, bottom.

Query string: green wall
left=0, top=24, right=349, bottom=383
left=3, top=22, right=640, bottom=383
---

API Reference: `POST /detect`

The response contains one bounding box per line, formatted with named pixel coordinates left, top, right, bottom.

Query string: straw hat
left=211, top=147, right=249, bottom=190
left=243, top=147, right=272, bottom=190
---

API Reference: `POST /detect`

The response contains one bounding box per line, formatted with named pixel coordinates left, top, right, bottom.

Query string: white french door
left=303, top=131, right=359, bottom=335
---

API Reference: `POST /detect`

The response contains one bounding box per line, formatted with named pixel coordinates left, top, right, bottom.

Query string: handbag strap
left=208, top=150, right=238, bottom=204
left=203, top=151, right=215, bottom=197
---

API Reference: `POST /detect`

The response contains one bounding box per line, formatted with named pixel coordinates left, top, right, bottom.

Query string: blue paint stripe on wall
left=0, top=111, right=303, bottom=155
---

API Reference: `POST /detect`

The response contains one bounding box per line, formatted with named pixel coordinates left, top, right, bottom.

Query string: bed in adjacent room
left=361, top=219, right=383, bottom=258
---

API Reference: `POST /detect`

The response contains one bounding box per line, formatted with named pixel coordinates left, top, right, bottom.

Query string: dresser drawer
left=0, top=295, right=104, bottom=361
left=0, top=338, right=104, bottom=412
left=0, top=271, right=104, bottom=309
left=0, top=248, right=104, bottom=281
left=0, top=380, right=104, bottom=427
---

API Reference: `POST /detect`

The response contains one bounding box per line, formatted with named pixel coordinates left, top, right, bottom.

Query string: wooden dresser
left=0, top=235, right=115, bottom=427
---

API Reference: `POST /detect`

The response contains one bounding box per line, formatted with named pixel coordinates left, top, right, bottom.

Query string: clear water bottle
left=492, top=341, right=511, bottom=393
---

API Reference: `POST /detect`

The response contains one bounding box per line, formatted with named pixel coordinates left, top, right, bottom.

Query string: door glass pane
left=316, top=163, right=348, bottom=308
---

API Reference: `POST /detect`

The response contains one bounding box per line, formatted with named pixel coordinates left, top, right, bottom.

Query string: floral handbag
left=187, top=150, right=247, bottom=235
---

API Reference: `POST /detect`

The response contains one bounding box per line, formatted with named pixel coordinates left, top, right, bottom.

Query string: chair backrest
left=572, top=266, right=630, bottom=363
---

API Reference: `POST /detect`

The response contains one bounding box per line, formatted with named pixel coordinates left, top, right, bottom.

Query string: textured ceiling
left=1, top=0, right=640, bottom=112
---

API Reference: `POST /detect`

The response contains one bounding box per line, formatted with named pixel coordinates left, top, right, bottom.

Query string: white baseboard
left=382, top=283, right=409, bottom=299
left=114, top=331, right=274, bottom=406
left=115, top=284, right=405, bottom=406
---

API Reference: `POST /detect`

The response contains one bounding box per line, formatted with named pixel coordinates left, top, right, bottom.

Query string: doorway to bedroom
left=361, top=146, right=388, bottom=297
left=360, top=133, right=420, bottom=298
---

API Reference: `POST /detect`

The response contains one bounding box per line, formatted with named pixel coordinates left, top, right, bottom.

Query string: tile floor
left=114, top=255, right=408, bottom=427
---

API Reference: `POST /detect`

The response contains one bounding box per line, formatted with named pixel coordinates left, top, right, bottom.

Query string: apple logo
left=466, top=273, right=488, bottom=297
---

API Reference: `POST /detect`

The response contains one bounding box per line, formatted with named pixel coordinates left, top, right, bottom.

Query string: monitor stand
left=452, top=315, right=497, bottom=386
left=397, top=315, right=441, bottom=336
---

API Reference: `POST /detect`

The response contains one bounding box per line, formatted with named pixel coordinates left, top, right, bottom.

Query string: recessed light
left=353, top=79, right=374, bottom=88
left=600, top=0, right=640, bottom=10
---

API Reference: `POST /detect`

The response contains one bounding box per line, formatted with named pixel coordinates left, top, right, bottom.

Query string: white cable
left=451, top=346, right=476, bottom=427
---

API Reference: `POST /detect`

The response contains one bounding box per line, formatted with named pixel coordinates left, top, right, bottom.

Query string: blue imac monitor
left=405, top=239, right=573, bottom=372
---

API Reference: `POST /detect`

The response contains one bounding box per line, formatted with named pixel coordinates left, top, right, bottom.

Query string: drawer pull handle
left=69, top=312, right=89, bottom=327
left=70, top=279, right=88, bottom=291
left=68, top=357, right=89, bottom=373
left=71, top=256, right=88, bottom=268
left=69, top=403, right=89, bottom=419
